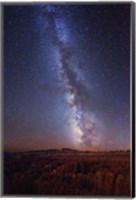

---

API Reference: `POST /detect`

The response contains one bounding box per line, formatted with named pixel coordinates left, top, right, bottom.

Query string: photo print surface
left=3, top=3, right=131, bottom=196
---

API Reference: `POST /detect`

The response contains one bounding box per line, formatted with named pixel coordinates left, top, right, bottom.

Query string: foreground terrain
left=4, top=149, right=130, bottom=196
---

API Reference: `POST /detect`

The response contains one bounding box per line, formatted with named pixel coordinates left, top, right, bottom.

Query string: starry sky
left=4, top=3, right=130, bottom=152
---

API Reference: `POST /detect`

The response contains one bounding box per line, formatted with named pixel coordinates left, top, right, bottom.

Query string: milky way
left=38, top=5, right=102, bottom=148
left=4, top=4, right=130, bottom=151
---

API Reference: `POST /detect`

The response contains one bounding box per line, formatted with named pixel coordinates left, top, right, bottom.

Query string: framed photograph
left=1, top=1, right=135, bottom=198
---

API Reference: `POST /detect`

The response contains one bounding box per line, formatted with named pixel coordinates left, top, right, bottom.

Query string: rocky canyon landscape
left=4, top=149, right=130, bottom=196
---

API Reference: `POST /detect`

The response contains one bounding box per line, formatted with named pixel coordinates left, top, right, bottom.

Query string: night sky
left=4, top=3, right=130, bottom=152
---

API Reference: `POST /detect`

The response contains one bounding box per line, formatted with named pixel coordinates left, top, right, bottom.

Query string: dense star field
left=4, top=4, right=130, bottom=151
